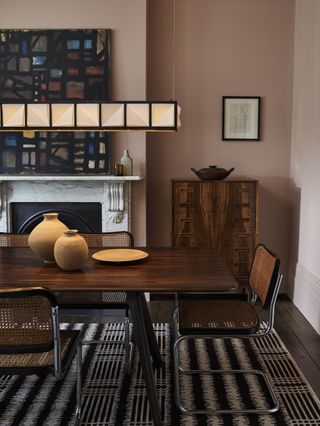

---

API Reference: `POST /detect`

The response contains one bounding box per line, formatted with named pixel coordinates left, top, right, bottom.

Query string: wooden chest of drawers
left=172, top=179, right=258, bottom=287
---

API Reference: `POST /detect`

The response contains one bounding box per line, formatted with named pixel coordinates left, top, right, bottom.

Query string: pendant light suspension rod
left=172, top=0, right=176, bottom=100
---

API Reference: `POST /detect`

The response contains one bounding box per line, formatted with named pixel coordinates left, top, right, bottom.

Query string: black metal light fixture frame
left=0, top=100, right=179, bottom=132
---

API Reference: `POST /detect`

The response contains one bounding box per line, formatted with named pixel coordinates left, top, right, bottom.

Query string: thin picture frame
left=222, top=96, right=261, bottom=141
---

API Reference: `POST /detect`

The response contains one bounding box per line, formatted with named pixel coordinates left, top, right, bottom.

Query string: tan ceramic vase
left=28, top=213, right=68, bottom=263
left=54, top=230, right=88, bottom=271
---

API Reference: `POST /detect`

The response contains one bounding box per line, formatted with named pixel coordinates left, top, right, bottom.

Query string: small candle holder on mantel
left=114, top=164, right=124, bottom=176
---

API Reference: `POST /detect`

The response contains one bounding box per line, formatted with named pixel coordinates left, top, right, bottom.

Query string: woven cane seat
left=0, top=330, right=79, bottom=371
left=179, top=299, right=260, bottom=335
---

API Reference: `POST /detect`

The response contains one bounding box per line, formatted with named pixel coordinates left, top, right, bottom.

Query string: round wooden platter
left=92, top=248, right=149, bottom=264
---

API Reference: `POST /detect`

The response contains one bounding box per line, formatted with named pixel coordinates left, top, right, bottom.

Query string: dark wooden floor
left=61, top=294, right=320, bottom=399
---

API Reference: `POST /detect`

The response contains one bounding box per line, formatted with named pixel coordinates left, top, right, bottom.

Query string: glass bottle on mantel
left=121, top=149, right=133, bottom=176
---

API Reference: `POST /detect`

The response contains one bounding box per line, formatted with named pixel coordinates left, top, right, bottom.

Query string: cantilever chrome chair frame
left=172, top=246, right=283, bottom=416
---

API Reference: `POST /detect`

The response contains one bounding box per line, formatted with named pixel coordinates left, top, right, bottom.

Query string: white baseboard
left=291, top=262, right=320, bottom=334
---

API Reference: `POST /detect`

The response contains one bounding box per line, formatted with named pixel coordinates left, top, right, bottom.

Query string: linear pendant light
left=0, top=3, right=182, bottom=133
left=0, top=100, right=181, bottom=132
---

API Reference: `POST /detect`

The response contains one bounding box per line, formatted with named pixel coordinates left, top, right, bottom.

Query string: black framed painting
left=222, top=96, right=261, bottom=141
left=0, top=29, right=111, bottom=174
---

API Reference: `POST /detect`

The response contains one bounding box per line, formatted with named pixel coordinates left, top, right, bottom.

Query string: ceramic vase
left=54, top=230, right=88, bottom=271
left=28, top=213, right=68, bottom=263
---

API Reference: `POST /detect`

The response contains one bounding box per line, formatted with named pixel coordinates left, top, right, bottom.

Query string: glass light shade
left=101, top=103, right=124, bottom=127
left=76, top=103, right=99, bottom=127
left=52, top=104, right=75, bottom=127
left=177, top=105, right=182, bottom=128
left=127, top=104, right=149, bottom=127
left=27, top=104, right=50, bottom=127
left=151, top=103, right=175, bottom=127
left=2, top=104, right=25, bottom=127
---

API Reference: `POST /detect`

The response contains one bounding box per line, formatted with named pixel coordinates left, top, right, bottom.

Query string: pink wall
left=0, top=0, right=147, bottom=245
left=289, top=0, right=320, bottom=333
left=147, top=0, right=295, bottom=284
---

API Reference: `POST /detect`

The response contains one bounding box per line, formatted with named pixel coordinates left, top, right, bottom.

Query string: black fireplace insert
left=11, top=202, right=102, bottom=233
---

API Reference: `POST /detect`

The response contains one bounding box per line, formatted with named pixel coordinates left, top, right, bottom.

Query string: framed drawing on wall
left=222, top=96, right=261, bottom=141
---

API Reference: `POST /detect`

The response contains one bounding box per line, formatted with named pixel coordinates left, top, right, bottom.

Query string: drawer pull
left=235, top=203, right=250, bottom=207
left=179, top=233, right=196, bottom=238
left=179, top=217, right=195, bottom=222
left=178, top=187, right=195, bottom=193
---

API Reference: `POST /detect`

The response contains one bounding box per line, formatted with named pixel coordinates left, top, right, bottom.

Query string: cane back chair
left=53, top=231, right=134, bottom=374
left=0, top=232, right=29, bottom=247
left=0, top=287, right=82, bottom=422
left=0, top=231, right=134, bottom=375
left=173, top=244, right=283, bottom=416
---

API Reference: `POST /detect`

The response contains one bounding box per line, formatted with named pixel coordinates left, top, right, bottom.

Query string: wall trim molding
left=292, top=262, right=320, bottom=334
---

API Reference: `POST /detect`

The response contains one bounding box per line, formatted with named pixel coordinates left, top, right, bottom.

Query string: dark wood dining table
left=0, top=246, right=238, bottom=426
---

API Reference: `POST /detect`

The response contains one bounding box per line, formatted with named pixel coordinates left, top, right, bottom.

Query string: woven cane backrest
left=0, top=290, right=55, bottom=354
left=249, top=245, right=280, bottom=309
left=80, top=232, right=134, bottom=248
left=0, top=233, right=29, bottom=247
left=0, top=232, right=134, bottom=249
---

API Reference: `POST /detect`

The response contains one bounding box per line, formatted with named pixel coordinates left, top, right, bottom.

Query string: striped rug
left=0, top=323, right=319, bottom=425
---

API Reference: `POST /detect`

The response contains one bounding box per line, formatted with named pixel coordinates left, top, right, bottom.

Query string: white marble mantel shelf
left=0, top=175, right=143, bottom=231
left=0, top=175, right=143, bottom=182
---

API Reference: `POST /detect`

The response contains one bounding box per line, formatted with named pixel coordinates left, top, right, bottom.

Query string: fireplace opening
left=11, top=202, right=102, bottom=233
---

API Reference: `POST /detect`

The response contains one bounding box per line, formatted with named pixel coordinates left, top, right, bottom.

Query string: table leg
left=127, top=292, right=163, bottom=426
left=138, top=292, right=163, bottom=368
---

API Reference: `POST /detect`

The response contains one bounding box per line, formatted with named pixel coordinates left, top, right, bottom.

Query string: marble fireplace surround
left=0, top=175, right=143, bottom=233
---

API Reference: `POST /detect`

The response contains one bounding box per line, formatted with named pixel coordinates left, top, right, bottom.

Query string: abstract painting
left=0, top=29, right=111, bottom=174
